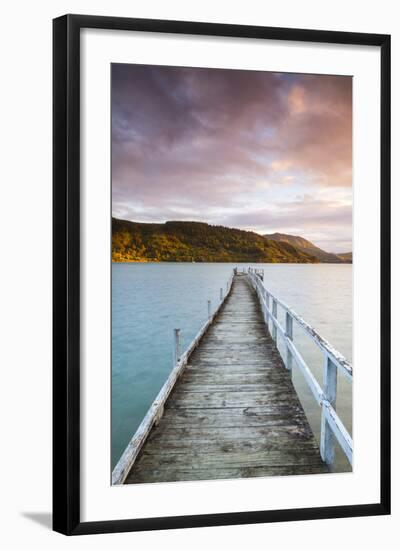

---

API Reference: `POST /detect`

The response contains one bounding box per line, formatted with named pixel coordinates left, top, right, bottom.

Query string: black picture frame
left=53, top=14, right=391, bottom=535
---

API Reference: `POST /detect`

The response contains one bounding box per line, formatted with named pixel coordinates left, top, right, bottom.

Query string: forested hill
left=337, top=252, right=352, bottom=262
left=264, top=232, right=351, bottom=264
left=112, top=218, right=319, bottom=263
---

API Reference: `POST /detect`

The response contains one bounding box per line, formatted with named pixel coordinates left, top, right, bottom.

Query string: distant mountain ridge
left=264, top=232, right=351, bottom=264
left=337, top=252, right=352, bottom=262
left=112, top=218, right=319, bottom=263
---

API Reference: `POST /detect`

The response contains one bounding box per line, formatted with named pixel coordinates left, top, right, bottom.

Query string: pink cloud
left=112, top=64, right=352, bottom=250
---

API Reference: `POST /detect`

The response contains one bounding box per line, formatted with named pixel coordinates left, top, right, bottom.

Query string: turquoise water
left=112, top=263, right=352, bottom=472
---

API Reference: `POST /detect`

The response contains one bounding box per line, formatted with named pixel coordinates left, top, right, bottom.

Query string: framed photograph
left=53, top=14, right=391, bottom=535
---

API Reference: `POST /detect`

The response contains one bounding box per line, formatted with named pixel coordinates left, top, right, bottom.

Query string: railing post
left=207, top=299, right=211, bottom=319
left=285, top=312, right=293, bottom=374
left=264, top=291, right=270, bottom=329
left=272, top=299, right=277, bottom=342
left=320, top=354, right=338, bottom=465
left=173, top=328, right=181, bottom=366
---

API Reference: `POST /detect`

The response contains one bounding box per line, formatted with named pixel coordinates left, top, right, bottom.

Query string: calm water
left=112, top=263, right=352, bottom=473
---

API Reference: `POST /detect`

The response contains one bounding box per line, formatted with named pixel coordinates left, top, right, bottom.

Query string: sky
left=112, top=64, right=352, bottom=253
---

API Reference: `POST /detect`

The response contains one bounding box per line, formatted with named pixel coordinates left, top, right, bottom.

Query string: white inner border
left=81, top=28, right=381, bottom=523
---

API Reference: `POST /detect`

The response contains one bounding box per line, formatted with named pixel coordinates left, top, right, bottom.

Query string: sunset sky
left=112, top=64, right=352, bottom=253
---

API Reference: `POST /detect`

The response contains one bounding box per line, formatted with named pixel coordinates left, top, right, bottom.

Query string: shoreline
left=111, top=260, right=352, bottom=265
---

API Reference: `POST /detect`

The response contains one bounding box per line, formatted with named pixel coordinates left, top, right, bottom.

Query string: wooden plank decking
left=125, top=274, right=328, bottom=484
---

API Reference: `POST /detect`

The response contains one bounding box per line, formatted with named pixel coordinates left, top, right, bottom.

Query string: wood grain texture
left=125, top=274, right=328, bottom=484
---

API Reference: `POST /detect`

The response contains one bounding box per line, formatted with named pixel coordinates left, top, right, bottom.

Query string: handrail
left=112, top=271, right=235, bottom=485
left=247, top=268, right=353, bottom=467
left=249, top=269, right=352, bottom=379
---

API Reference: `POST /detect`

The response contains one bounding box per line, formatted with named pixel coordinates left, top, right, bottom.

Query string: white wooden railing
left=247, top=267, right=353, bottom=467
left=112, top=271, right=235, bottom=485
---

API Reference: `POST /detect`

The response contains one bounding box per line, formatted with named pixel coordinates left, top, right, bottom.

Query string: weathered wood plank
left=146, top=425, right=315, bottom=442
left=167, top=391, right=300, bottom=408
left=156, top=407, right=313, bottom=429
left=127, top=464, right=328, bottom=483
left=144, top=437, right=319, bottom=453
left=135, top=453, right=326, bottom=469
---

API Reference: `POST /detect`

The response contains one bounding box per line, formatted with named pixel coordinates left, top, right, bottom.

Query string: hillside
left=112, top=218, right=319, bottom=263
left=337, top=252, right=352, bottom=263
left=264, top=232, right=350, bottom=263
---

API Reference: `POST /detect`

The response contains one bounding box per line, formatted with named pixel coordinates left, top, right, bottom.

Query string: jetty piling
left=173, top=328, right=181, bottom=368
left=271, top=299, right=278, bottom=342
left=285, top=312, right=294, bottom=374
left=321, top=354, right=338, bottom=465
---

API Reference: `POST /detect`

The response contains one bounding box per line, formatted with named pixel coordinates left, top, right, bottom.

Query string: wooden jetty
left=112, top=269, right=353, bottom=485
